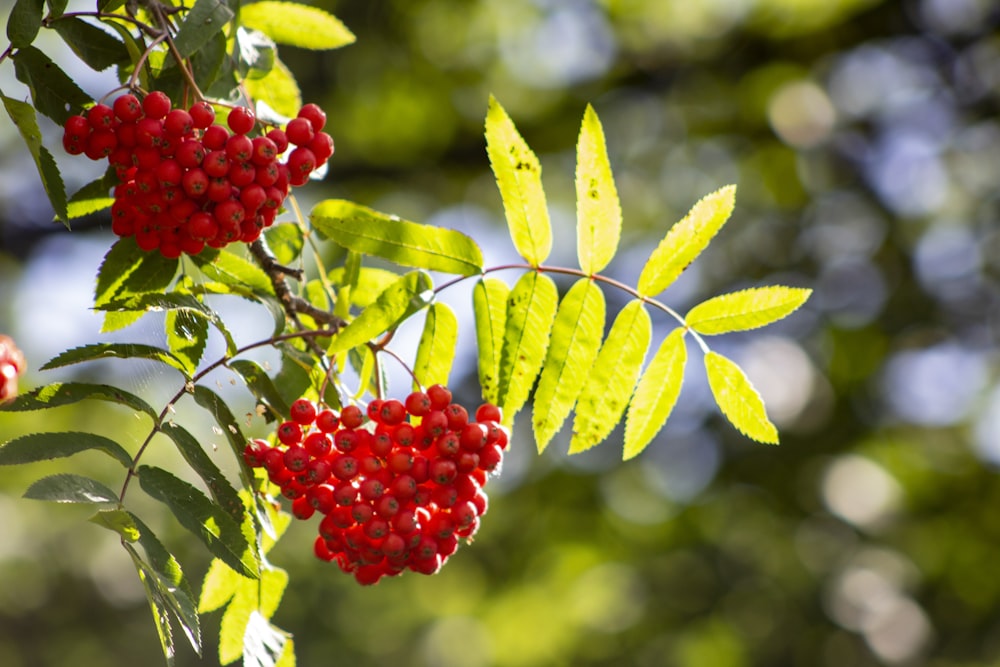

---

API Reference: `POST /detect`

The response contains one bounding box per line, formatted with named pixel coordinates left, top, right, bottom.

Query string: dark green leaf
left=0, top=381, right=156, bottom=418
left=1, top=92, right=68, bottom=223
left=173, top=0, right=235, bottom=57
left=191, top=30, right=227, bottom=92
left=166, top=310, right=209, bottom=375
left=158, top=420, right=246, bottom=525
left=228, top=359, right=290, bottom=421
left=94, top=237, right=179, bottom=331
left=89, top=508, right=140, bottom=541
left=0, top=431, right=132, bottom=467
left=312, top=199, right=484, bottom=276
left=41, top=342, right=189, bottom=378
left=139, top=465, right=259, bottom=579
left=263, top=223, right=304, bottom=267
left=45, top=0, right=68, bottom=18
left=334, top=250, right=362, bottom=320
left=12, top=46, right=92, bottom=124
left=329, top=271, right=434, bottom=353
left=51, top=17, right=129, bottom=71
left=6, top=0, right=44, bottom=48
left=24, top=473, right=119, bottom=504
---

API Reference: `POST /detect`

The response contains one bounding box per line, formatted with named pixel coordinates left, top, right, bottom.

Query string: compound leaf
left=532, top=278, right=605, bottom=453
left=472, top=278, right=509, bottom=406
left=485, top=96, right=551, bottom=266
left=570, top=300, right=651, bottom=454
left=0, top=431, right=132, bottom=467
left=312, top=200, right=483, bottom=276
left=497, top=271, right=558, bottom=424
left=575, top=105, right=621, bottom=275
left=704, top=350, right=778, bottom=444
left=623, top=328, right=687, bottom=460
left=413, top=302, right=458, bottom=390
left=23, top=473, right=119, bottom=504
left=637, top=185, right=736, bottom=297
left=685, top=286, right=812, bottom=335
left=199, top=558, right=240, bottom=614
left=241, top=1, right=355, bottom=50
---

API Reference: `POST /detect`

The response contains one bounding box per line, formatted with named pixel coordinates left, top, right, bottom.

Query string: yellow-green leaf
left=485, top=96, right=552, bottom=266
left=623, top=328, right=687, bottom=460
left=570, top=300, right=651, bottom=454
left=328, top=271, right=433, bottom=354
left=686, top=286, right=812, bottom=335
left=497, top=272, right=558, bottom=425
left=532, top=279, right=605, bottom=453
left=244, top=57, right=301, bottom=119
left=241, top=1, right=355, bottom=50
left=637, top=185, right=736, bottom=297
left=704, top=351, right=778, bottom=444
left=218, top=567, right=288, bottom=665
left=198, top=558, right=239, bottom=613
left=413, top=302, right=458, bottom=390
left=473, top=278, right=509, bottom=405
left=575, top=105, right=621, bottom=275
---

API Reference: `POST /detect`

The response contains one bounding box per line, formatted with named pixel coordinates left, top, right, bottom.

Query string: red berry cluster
left=62, top=92, right=334, bottom=258
left=0, top=335, right=25, bottom=402
left=243, top=385, right=507, bottom=585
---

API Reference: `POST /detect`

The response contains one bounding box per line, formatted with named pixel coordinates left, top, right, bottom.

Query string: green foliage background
left=2, top=0, right=999, bottom=666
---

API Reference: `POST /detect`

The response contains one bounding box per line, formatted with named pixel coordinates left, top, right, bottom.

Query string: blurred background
left=3, top=0, right=1000, bottom=665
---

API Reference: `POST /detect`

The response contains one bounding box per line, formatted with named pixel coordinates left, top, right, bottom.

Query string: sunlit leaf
left=0, top=381, right=156, bottom=418
left=66, top=169, right=116, bottom=219
left=485, top=96, right=551, bottom=266
left=704, top=350, right=778, bottom=444
left=329, top=265, right=400, bottom=309
left=191, top=248, right=273, bottom=297
left=312, top=200, right=483, bottom=276
left=139, top=465, right=259, bottom=579
left=0, top=431, right=132, bottom=467
left=264, top=223, right=304, bottom=267
left=244, top=57, right=301, bottom=119
left=23, top=473, right=119, bottom=504
left=685, top=286, right=812, bottom=335
left=241, top=1, right=355, bottom=50
left=199, top=558, right=239, bottom=613
left=243, top=609, right=291, bottom=667
left=173, top=0, right=234, bottom=57
left=413, top=302, right=458, bottom=390
left=472, top=278, right=509, bottom=406
left=497, top=271, right=558, bottom=424
left=570, top=300, right=651, bottom=454
left=219, top=568, right=289, bottom=665
left=89, top=508, right=140, bottom=541
left=623, top=328, right=687, bottom=460
left=637, top=185, right=736, bottom=297
left=167, top=310, right=209, bottom=375
left=328, top=271, right=433, bottom=354
left=575, top=105, right=621, bottom=275
left=131, top=548, right=175, bottom=665
left=533, top=278, right=605, bottom=452
left=41, top=342, right=189, bottom=378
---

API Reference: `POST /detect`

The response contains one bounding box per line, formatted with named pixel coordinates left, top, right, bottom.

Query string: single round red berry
left=227, top=106, right=255, bottom=135
left=277, top=421, right=303, bottom=446
left=340, top=405, right=365, bottom=429
left=427, top=384, right=452, bottom=410
left=475, top=403, right=502, bottom=423
left=113, top=94, right=142, bottom=122
left=164, top=109, right=193, bottom=136
left=289, top=398, right=317, bottom=424
left=286, top=117, right=315, bottom=146
left=142, top=91, right=171, bottom=119
left=304, top=431, right=332, bottom=458
left=87, top=104, right=115, bottom=130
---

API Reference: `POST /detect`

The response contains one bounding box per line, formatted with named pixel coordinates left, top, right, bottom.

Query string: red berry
left=113, top=94, right=142, bottom=122
left=286, top=117, right=315, bottom=146
left=266, top=128, right=289, bottom=153
left=143, top=91, right=171, bottom=119
left=203, top=150, right=229, bottom=178
left=316, top=409, right=340, bottom=432
left=227, top=106, right=255, bottom=134
left=444, top=403, right=469, bottom=431
left=435, top=432, right=461, bottom=457
left=298, top=103, right=327, bottom=131
left=176, top=140, right=206, bottom=168
left=379, top=399, right=406, bottom=426
left=427, top=385, right=452, bottom=410
left=284, top=445, right=309, bottom=472
left=87, top=104, right=115, bottom=130
left=181, top=168, right=210, bottom=197
left=286, top=147, right=317, bottom=185
left=306, top=458, right=332, bottom=485
left=429, top=458, right=457, bottom=485
left=309, top=132, right=335, bottom=162
left=189, top=101, right=215, bottom=129
left=84, top=130, right=118, bottom=160
left=164, top=109, right=194, bottom=136
left=135, top=117, right=163, bottom=147
left=226, top=134, right=253, bottom=162
left=334, top=429, right=361, bottom=453
left=203, top=124, right=229, bottom=150
left=340, top=405, right=365, bottom=429
left=475, top=403, right=502, bottom=423
left=250, top=136, right=278, bottom=165
left=304, top=432, right=332, bottom=458
left=277, top=421, right=303, bottom=445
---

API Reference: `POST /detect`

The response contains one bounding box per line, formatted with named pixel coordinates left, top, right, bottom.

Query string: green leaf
left=50, top=16, right=129, bottom=71
left=139, top=465, right=259, bottom=578
left=66, top=169, right=116, bottom=219
left=94, top=238, right=179, bottom=331
left=485, top=96, right=551, bottom=267
left=130, top=548, right=176, bottom=665
left=244, top=57, right=301, bottom=119
left=0, top=381, right=156, bottom=418
left=240, top=1, right=355, bottom=50
left=235, top=27, right=276, bottom=80
left=158, top=419, right=246, bottom=525
left=334, top=251, right=362, bottom=320
left=23, top=473, right=119, bottom=504
left=497, top=271, right=558, bottom=424
left=101, top=292, right=237, bottom=355
left=685, top=286, right=812, bottom=335
left=129, top=513, right=201, bottom=654
left=46, top=0, right=69, bottom=18
left=413, top=302, right=458, bottom=390
left=191, top=248, right=274, bottom=297
left=570, top=300, right=651, bottom=454
left=472, top=278, right=508, bottom=406
left=704, top=351, right=778, bottom=444
left=0, top=431, right=132, bottom=467
left=264, top=223, right=304, bottom=267
left=12, top=46, right=91, bottom=124
left=219, top=572, right=289, bottom=665
left=637, top=185, right=737, bottom=297
left=228, top=359, right=290, bottom=421
left=242, top=609, right=291, bottom=667
left=190, top=385, right=254, bottom=487
left=623, top=328, right=687, bottom=460
left=41, top=342, right=189, bottom=378
left=190, top=29, right=227, bottom=92
left=329, top=271, right=433, bottom=354
left=329, top=265, right=401, bottom=310
left=89, top=508, right=140, bottom=541
left=166, top=310, right=210, bottom=375
left=575, top=105, right=622, bottom=275
left=199, top=558, right=239, bottom=613
left=532, top=278, right=605, bottom=453
left=312, top=200, right=484, bottom=276
left=6, top=0, right=44, bottom=48
left=1, top=92, right=68, bottom=224
left=173, top=0, right=235, bottom=57
left=104, top=19, right=150, bottom=90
